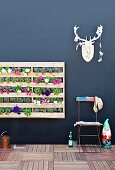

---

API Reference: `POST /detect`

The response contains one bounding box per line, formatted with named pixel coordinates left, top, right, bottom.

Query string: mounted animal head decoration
left=74, top=25, right=103, bottom=62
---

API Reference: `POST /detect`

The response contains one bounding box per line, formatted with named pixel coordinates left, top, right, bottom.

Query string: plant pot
left=1, top=135, right=10, bottom=149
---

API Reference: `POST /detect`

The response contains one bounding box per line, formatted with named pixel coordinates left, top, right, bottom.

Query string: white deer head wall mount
left=74, top=25, right=103, bottom=62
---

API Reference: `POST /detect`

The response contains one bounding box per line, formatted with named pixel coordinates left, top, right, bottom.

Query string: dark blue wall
left=0, top=0, right=115, bottom=144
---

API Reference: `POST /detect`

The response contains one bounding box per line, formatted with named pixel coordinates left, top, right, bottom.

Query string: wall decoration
left=0, top=62, right=65, bottom=118
left=74, top=25, right=103, bottom=62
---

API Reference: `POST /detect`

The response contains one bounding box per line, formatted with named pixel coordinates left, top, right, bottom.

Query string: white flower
left=23, top=73, right=27, bottom=76
left=25, top=68, right=30, bottom=73
left=37, top=101, right=41, bottom=105
left=45, top=78, right=49, bottom=83
left=54, top=101, right=58, bottom=104
left=1, top=68, right=6, bottom=74
left=17, top=90, right=21, bottom=93
left=33, top=100, right=36, bottom=104
left=8, top=68, right=12, bottom=73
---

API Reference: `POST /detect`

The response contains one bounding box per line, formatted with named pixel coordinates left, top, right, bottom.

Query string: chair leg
left=78, top=125, right=81, bottom=145
left=96, top=126, right=101, bottom=146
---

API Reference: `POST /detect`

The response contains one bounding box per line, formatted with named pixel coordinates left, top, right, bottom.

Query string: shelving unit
left=0, top=62, right=65, bottom=118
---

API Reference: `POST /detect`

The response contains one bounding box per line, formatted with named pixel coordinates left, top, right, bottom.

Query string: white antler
left=91, top=25, right=103, bottom=42
left=74, top=25, right=86, bottom=42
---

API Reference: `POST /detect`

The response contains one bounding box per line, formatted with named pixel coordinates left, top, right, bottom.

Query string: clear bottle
left=68, top=131, right=73, bottom=147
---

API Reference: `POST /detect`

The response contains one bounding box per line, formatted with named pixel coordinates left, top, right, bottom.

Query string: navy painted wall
left=0, top=0, right=115, bottom=144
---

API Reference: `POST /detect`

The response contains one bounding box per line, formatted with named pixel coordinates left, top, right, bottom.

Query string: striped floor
left=0, top=145, right=114, bottom=170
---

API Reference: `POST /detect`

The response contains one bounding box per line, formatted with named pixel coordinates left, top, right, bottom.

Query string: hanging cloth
left=93, top=96, right=103, bottom=113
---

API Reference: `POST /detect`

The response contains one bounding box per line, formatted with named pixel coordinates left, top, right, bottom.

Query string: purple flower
left=12, top=106, right=21, bottom=114
left=42, top=91, right=45, bottom=95
left=45, top=90, right=51, bottom=96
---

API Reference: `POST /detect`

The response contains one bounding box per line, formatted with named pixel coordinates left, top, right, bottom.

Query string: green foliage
left=23, top=108, right=32, bottom=116
left=25, top=77, right=31, bottom=83
left=12, top=77, right=19, bottom=83
left=58, top=108, right=62, bottom=112
left=17, top=98, right=24, bottom=103
left=19, top=77, right=25, bottom=82
left=4, top=108, right=11, bottom=115
left=34, top=67, right=39, bottom=72
left=25, top=98, right=32, bottom=103
left=15, top=85, right=22, bottom=93
left=10, top=97, right=17, bottom=103
left=41, top=67, right=46, bottom=74
left=34, top=87, right=42, bottom=95
left=0, top=98, right=3, bottom=103
left=53, top=88, right=61, bottom=95
left=5, top=77, right=11, bottom=83
left=47, top=108, right=53, bottom=113
left=0, top=108, right=5, bottom=115
left=49, top=68, right=53, bottom=73
left=4, top=97, right=9, bottom=103
left=26, top=86, right=32, bottom=93
left=0, top=77, right=4, bottom=83
left=55, top=67, right=60, bottom=73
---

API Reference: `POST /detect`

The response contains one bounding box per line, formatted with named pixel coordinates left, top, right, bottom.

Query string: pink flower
left=39, top=76, right=43, bottom=81
left=6, top=92, right=9, bottom=94
left=23, top=88, right=28, bottom=93
left=53, top=81, right=57, bottom=85
left=57, top=79, right=61, bottom=84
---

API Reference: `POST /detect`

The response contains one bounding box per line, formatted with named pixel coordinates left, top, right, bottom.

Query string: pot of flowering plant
left=12, top=67, right=21, bottom=75
left=0, top=98, right=3, bottom=103
left=10, top=97, right=17, bottom=103
left=0, top=86, right=4, bottom=94
left=34, top=87, right=42, bottom=95
left=19, top=77, right=24, bottom=83
left=5, top=86, right=11, bottom=94
left=53, top=78, right=61, bottom=85
left=12, top=77, right=19, bottom=83
left=22, top=67, right=31, bottom=76
left=53, top=98, right=58, bottom=104
left=3, top=97, right=9, bottom=103
left=36, top=97, right=41, bottom=104
left=41, top=67, right=46, bottom=75
left=55, top=67, right=60, bottom=73
left=25, top=97, right=32, bottom=103
left=44, top=77, right=50, bottom=84
left=1, top=67, right=7, bottom=74
left=33, top=77, right=39, bottom=84
left=33, top=67, right=39, bottom=76
left=15, top=85, right=22, bottom=94
left=17, top=97, right=24, bottom=103
left=23, top=108, right=32, bottom=116
left=0, top=108, right=5, bottom=115
left=6, top=67, right=12, bottom=74
left=25, top=86, right=32, bottom=96
left=49, top=68, right=53, bottom=74
left=58, top=108, right=62, bottom=112
left=53, top=88, right=61, bottom=95
left=25, top=77, right=31, bottom=84
left=12, top=105, right=21, bottom=115
left=0, top=77, right=4, bottom=83
left=47, top=108, right=54, bottom=113
left=5, top=77, right=11, bottom=83
left=4, top=108, right=11, bottom=115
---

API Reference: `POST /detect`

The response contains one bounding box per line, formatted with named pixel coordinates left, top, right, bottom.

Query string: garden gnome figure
left=102, top=119, right=112, bottom=149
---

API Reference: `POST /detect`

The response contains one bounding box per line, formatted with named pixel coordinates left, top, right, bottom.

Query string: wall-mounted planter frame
left=0, top=62, right=65, bottom=118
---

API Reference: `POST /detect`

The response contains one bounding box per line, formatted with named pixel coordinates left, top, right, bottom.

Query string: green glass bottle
left=68, top=131, right=73, bottom=147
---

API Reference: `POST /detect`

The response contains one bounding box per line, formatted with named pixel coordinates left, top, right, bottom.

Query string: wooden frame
left=0, top=62, right=65, bottom=118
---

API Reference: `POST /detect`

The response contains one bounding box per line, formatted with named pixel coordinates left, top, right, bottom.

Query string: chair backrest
left=76, top=97, right=98, bottom=122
